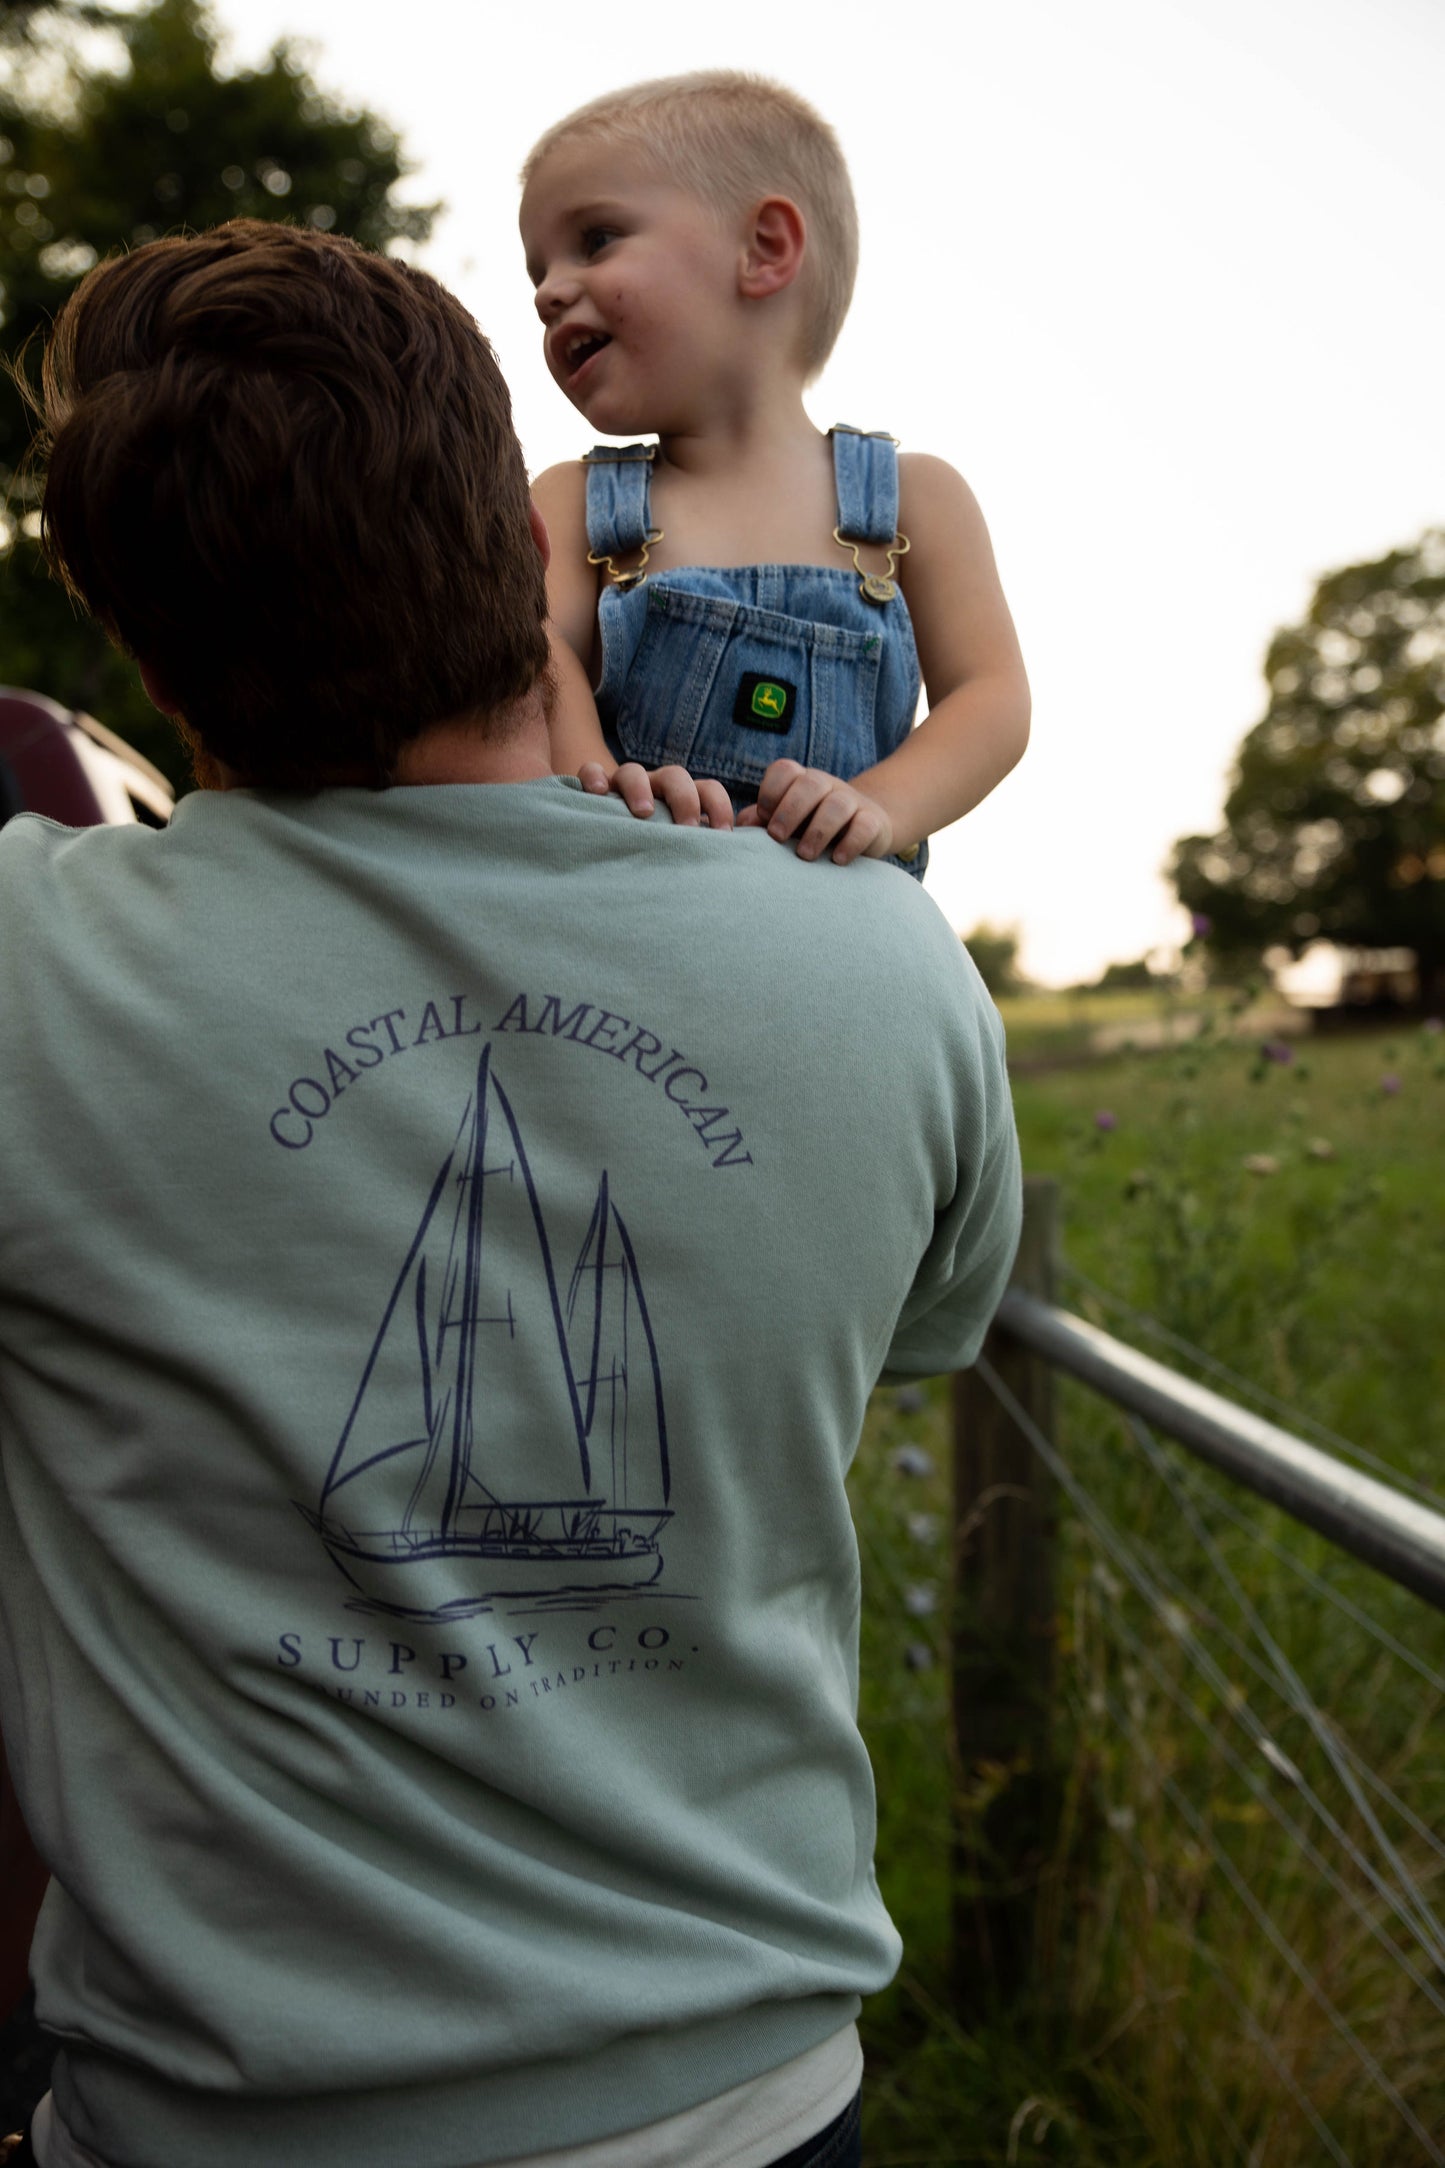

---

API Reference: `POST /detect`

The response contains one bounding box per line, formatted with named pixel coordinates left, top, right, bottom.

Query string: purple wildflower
left=1261, top=1039, right=1294, bottom=1065
left=1095, top=1110, right=1117, bottom=1132
left=1190, top=913, right=1212, bottom=939
left=891, top=1445, right=935, bottom=1479
left=1381, top=1073, right=1402, bottom=1095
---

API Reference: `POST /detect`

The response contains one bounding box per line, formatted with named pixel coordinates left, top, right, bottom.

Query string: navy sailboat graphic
left=297, top=1044, right=671, bottom=1619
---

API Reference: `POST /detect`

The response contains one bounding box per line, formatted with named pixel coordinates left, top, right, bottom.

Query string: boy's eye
left=581, top=226, right=618, bottom=259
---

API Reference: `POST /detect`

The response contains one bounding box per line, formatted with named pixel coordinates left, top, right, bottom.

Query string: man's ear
left=528, top=498, right=552, bottom=573
left=738, top=197, right=806, bottom=301
left=138, top=658, right=181, bottom=717
left=138, top=657, right=235, bottom=790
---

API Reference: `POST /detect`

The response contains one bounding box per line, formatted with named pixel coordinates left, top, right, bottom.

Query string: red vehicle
left=0, top=687, right=173, bottom=830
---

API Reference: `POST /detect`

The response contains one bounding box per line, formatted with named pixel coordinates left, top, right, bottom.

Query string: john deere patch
left=733, top=673, right=798, bottom=733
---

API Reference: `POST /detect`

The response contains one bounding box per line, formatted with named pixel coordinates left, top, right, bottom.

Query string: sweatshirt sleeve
left=878, top=950, right=1022, bottom=1381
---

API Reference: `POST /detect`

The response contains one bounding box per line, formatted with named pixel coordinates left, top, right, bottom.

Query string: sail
left=321, top=1047, right=590, bottom=1536
left=299, top=1043, right=677, bottom=1618
left=565, top=1174, right=670, bottom=1511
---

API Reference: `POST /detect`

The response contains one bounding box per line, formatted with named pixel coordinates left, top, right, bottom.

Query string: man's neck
left=388, top=690, right=554, bottom=787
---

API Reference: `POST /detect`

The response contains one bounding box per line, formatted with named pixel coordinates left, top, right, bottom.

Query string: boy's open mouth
left=563, top=331, right=611, bottom=378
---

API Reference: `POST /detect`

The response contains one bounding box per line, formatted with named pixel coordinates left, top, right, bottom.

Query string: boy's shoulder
left=530, top=458, right=588, bottom=528
left=893, top=452, right=1002, bottom=610
left=896, top=449, right=977, bottom=512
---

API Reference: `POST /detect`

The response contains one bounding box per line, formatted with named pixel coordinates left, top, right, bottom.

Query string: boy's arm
left=531, top=462, right=614, bottom=779
left=743, top=455, right=1030, bottom=863
left=859, top=454, right=1030, bottom=846
left=530, top=461, right=734, bottom=832
left=546, top=627, right=616, bottom=781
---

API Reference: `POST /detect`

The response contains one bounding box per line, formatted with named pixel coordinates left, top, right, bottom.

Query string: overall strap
left=582, top=443, right=656, bottom=559
left=829, top=425, right=899, bottom=545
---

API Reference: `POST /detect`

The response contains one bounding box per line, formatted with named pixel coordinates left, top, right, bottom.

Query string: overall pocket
left=611, top=584, right=883, bottom=790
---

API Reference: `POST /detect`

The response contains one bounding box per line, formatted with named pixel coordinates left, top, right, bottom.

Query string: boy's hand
left=582, top=761, right=735, bottom=831
left=737, top=760, right=894, bottom=866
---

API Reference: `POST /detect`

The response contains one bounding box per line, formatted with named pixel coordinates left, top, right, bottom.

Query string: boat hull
left=296, top=1499, right=670, bottom=1618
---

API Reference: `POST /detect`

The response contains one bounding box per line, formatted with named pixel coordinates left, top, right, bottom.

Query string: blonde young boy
left=519, top=70, right=1030, bottom=877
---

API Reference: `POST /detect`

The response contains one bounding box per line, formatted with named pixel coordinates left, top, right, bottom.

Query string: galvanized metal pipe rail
left=995, top=1287, right=1445, bottom=1614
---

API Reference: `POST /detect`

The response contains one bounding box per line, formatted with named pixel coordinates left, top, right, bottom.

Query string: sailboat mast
left=441, top=1045, right=492, bottom=1533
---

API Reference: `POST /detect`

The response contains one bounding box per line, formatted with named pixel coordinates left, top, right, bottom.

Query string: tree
left=0, top=3, right=124, bottom=47
left=0, top=0, right=437, bottom=786
left=1171, top=531, right=1445, bottom=1008
left=963, top=922, right=1027, bottom=998
left=1091, top=956, right=1168, bottom=993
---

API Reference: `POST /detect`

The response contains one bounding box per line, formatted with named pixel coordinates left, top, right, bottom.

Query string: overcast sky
left=200, top=0, right=1444, bottom=981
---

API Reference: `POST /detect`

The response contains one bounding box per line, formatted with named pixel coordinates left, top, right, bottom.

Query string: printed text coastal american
left=267, top=990, right=752, bottom=1169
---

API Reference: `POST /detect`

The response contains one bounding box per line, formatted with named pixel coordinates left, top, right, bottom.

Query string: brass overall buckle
left=588, top=528, right=664, bottom=594
left=833, top=526, right=910, bottom=606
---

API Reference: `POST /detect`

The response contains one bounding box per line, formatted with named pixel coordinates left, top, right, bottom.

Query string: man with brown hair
left=37, top=219, right=550, bottom=788
left=0, top=221, right=1019, bottom=2168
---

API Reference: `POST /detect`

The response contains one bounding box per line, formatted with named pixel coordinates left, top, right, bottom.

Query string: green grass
left=995, top=986, right=1294, bottom=1068
left=849, top=1008, right=1445, bottom=2164
left=1007, top=1007, right=1445, bottom=1481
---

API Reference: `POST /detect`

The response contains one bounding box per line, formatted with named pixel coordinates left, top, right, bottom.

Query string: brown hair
left=36, top=220, right=548, bottom=789
left=521, top=72, right=858, bottom=382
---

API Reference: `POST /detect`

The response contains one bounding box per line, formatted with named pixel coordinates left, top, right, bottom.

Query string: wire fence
left=1063, top=1261, right=1445, bottom=1518
left=847, top=1171, right=1445, bottom=2165
left=981, top=1351, right=1445, bottom=2162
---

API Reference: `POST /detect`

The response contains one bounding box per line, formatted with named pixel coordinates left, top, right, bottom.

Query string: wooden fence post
left=950, top=1173, right=1060, bottom=2013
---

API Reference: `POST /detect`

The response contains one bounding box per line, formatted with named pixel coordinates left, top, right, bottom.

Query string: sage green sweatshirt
left=0, top=779, right=1019, bottom=2167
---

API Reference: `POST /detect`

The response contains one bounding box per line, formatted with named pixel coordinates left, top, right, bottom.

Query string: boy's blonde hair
left=521, top=71, right=858, bottom=381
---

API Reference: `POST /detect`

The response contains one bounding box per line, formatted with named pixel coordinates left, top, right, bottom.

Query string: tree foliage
left=0, top=2, right=125, bottom=47
left=962, top=922, right=1026, bottom=998
left=1091, top=956, right=1167, bottom=993
left=0, top=0, right=437, bottom=784
left=1171, top=531, right=1445, bottom=1003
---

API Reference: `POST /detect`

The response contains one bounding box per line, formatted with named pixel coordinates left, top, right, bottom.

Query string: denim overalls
left=584, top=425, right=927, bottom=878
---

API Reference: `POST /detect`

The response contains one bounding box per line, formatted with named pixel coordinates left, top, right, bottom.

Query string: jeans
left=766, top=2088, right=862, bottom=2168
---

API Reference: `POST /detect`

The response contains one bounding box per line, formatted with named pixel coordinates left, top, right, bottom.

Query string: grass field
left=850, top=998, right=1445, bottom=2165
left=1007, top=997, right=1445, bottom=1469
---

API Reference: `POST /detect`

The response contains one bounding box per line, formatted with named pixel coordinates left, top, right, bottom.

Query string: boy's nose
left=534, top=268, right=581, bottom=323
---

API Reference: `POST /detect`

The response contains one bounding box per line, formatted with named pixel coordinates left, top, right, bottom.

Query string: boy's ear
left=738, top=196, right=806, bottom=301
